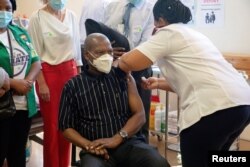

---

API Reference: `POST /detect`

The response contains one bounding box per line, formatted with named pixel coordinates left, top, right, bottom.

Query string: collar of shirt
left=82, top=65, right=127, bottom=83
left=125, top=0, right=145, bottom=10
left=82, top=65, right=114, bottom=81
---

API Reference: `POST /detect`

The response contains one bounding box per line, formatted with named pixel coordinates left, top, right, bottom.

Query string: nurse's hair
left=153, top=0, right=192, bottom=24
left=10, top=0, right=16, bottom=11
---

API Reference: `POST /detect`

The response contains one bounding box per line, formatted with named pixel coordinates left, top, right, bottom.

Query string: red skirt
left=36, top=59, right=77, bottom=167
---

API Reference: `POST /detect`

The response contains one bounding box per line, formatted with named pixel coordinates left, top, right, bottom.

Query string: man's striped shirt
left=59, top=68, right=131, bottom=140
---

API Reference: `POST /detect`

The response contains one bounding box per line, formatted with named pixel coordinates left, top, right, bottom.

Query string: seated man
left=59, top=33, right=169, bottom=167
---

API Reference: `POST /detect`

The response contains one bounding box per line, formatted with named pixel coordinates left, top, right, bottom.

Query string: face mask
left=49, top=0, right=67, bottom=10
left=88, top=52, right=114, bottom=74
left=0, top=11, right=12, bottom=28
left=128, top=0, right=142, bottom=6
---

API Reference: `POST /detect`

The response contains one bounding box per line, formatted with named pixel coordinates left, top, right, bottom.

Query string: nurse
left=117, top=0, right=250, bottom=167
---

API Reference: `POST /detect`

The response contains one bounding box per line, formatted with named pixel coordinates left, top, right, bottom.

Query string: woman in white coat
left=28, top=0, right=82, bottom=166
left=117, top=0, right=250, bottom=167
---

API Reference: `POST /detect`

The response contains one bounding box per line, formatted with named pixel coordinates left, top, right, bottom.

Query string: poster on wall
left=181, top=0, right=196, bottom=25
left=196, top=0, right=224, bottom=27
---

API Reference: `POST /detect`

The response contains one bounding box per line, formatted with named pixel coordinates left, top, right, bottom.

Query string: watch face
left=119, top=130, right=128, bottom=139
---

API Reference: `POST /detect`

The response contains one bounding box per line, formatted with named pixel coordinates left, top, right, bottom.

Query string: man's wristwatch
left=119, top=130, right=128, bottom=141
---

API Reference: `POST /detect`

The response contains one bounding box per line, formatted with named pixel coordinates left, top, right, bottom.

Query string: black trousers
left=180, top=105, right=250, bottom=167
left=0, top=110, right=31, bottom=167
left=132, top=67, right=153, bottom=143
left=80, top=137, right=170, bottom=167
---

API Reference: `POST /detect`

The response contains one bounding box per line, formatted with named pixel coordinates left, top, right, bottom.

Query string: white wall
left=193, top=0, right=250, bottom=54
left=15, top=0, right=250, bottom=54
left=15, top=0, right=84, bottom=22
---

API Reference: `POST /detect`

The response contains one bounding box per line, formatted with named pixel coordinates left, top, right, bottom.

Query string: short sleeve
left=28, top=11, right=46, bottom=59
left=136, top=28, right=171, bottom=63
left=58, top=80, right=78, bottom=131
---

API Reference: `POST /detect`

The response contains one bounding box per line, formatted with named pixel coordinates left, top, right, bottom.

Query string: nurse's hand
left=112, top=47, right=126, bottom=60
left=142, top=77, right=174, bottom=92
left=141, top=76, right=159, bottom=90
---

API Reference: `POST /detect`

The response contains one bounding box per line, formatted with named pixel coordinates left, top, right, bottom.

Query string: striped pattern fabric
left=59, top=67, right=131, bottom=140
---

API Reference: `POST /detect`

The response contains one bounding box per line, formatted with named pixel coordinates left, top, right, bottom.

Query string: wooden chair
left=29, top=111, right=43, bottom=145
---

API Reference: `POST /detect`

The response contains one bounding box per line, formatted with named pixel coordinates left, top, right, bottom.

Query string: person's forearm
left=158, top=78, right=174, bottom=92
left=121, top=75, right=146, bottom=137
left=121, top=112, right=145, bottom=138
left=62, top=128, right=91, bottom=149
left=25, top=61, right=41, bottom=82
left=118, top=49, right=153, bottom=73
left=36, top=71, right=47, bottom=86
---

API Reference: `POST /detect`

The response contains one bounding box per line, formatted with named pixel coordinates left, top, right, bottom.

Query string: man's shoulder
left=65, top=74, right=83, bottom=87
left=110, top=67, right=127, bottom=82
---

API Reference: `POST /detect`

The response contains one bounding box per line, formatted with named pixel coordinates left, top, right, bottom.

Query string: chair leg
left=71, top=145, right=76, bottom=166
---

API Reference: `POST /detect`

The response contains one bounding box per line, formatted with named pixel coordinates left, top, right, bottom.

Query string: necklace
left=45, top=5, right=65, bottom=22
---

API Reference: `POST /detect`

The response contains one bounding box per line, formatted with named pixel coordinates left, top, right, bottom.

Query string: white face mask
left=88, top=52, right=114, bottom=74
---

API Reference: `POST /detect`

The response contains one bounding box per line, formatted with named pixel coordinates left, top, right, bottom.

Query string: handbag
left=0, top=90, right=16, bottom=120
left=0, top=29, right=16, bottom=120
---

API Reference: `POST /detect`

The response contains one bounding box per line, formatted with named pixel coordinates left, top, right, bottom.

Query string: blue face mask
left=49, top=0, right=67, bottom=10
left=128, top=0, right=142, bottom=6
left=0, top=11, right=12, bottom=28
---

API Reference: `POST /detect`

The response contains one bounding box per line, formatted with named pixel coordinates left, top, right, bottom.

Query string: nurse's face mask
left=0, top=11, right=12, bottom=28
left=49, top=0, right=67, bottom=10
left=88, top=51, right=114, bottom=74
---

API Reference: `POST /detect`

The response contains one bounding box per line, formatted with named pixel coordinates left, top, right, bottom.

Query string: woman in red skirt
left=28, top=0, right=82, bottom=166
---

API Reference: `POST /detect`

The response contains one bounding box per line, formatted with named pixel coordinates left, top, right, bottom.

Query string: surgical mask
left=128, top=0, right=142, bottom=6
left=49, top=0, right=67, bottom=10
left=0, top=11, right=12, bottom=28
left=88, top=52, right=114, bottom=74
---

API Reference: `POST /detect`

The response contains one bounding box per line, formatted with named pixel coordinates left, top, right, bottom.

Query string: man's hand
left=91, top=134, right=123, bottom=150
left=83, top=141, right=110, bottom=160
left=85, top=134, right=123, bottom=160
